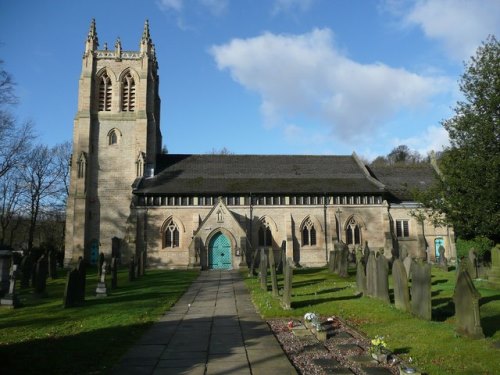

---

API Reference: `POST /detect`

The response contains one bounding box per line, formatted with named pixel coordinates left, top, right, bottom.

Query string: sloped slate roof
left=135, top=154, right=385, bottom=195
left=368, top=163, right=438, bottom=201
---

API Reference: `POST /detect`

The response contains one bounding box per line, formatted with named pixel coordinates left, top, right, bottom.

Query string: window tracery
left=121, top=72, right=135, bottom=111
left=163, top=220, right=179, bottom=248
left=98, top=72, right=112, bottom=111
left=302, top=218, right=317, bottom=246
left=346, top=217, right=362, bottom=246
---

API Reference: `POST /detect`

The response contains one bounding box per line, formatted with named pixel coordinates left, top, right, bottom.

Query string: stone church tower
left=65, top=20, right=161, bottom=265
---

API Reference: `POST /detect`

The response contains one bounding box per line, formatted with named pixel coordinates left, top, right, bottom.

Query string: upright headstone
left=453, top=267, right=484, bottom=339
left=48, top=249, right=57, bottom=279
left=134, top=254, right=139, bottom=279
left=20, top=255, right=31, bottom=288
left=34, top=255, right=48, bottom=296
left=375, top=253, right=390, bottom=303
left=96, top=260, right=108, bottom=297
left=411, top=260, right=432, bottom=320
left=259, top=248, right=268, bottom=291
left=399, top=245, right=408, bottom=261
left=282, top=258, right=293, bottom=309
left=355, top=260, right=366, bottom=295
left=365, top=251, right=377, bottom=297
left=438, top=246, right=448, bottom=271
left=355, top=247, right=363, bottom=265
left=468, top=249, right=478, bottom=279
left=403, top=256, right=413, bottom=280
left=111, top=257, right=117, bottom=289
left=98, top=252, right=105, bottom=278
left=76, top=257, right=86, bottom=304
left=392, top=259, right=410, bottom=312
left=328, top=251, right=335, bottom=272
left=63, top=268, right=79, bottom=308
left=139, top=251, right=145, bottom=276
left=0, top=264, right=20, bottom=308
left=488, top=245, right=500, bottom=288
left=277, top=241, right=286, bottom=274
left=363, top=242, right=370, bottom=265
left=338, top=242, right=349, bottom=278
left=0, top=249, right=12, bottom=295
left=268, top=249, right=278, bottom=297
left=129, top=256, right=135, bottom=281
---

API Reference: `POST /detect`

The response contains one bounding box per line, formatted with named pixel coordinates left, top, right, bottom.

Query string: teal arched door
left=209, top=233, right=232, bottom=269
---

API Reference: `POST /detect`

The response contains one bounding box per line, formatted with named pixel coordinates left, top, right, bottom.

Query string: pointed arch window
left=258, top=221, right=272, bottom=247
left=122, top=72, right=135, bottom=112
left=346, top=217, right=362, bottom=246
left=136, top=152, right=145, bottom=177
left=77, top=152, right=87, bottom=179
left=302, top=218, right=317, bottom=246
left=163, top=220, right=179, bottom=248
left=98, top=72, right=112, bottom=111
left=108, top=129, right=120, bottom=145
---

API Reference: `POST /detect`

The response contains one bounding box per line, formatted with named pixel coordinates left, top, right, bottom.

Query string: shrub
left=456, top=236, right=494, bottom=260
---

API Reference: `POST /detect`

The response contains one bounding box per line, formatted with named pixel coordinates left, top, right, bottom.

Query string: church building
left=64, top=21, right=456, bottom=269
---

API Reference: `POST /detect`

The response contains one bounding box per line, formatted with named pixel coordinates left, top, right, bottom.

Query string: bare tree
left=0, top=168, right=24, bottom=245
left=0, top=60, right=17, bottom=106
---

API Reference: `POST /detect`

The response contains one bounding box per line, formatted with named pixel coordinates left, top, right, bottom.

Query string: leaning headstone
left=20, top=255, right=31, bottom=288
left=375, top=253, right=390, bottom=303
left=403, top=256, right=413, bottom=280
left=468, top=249, right=478, bottom=279
left=1, top=264, right=20, bottom=308
left=411, top=260, right=432, bottom=320
left=98, top=252, right=105, bottom=278
left=34, top=255, right=48, bottom=296
left=453, top=267, right=484, bottom=339
left=128, top=256, right=135, bottom=281
left=281, top=258, right=293, bottom=309
left=259, top=248, right=268, bottom=291
left=63, top=268, right=80, bottom=308
left=355, top=260, right=366, bottom=295
left=48, top=249, right=57, bottom=279
left=76, top=257, right=86, bottom=304
left=268, top=249, right=278, bottom=297
left=338, top=242, right=349, bottom=278
left=365, top=251, right=377, bottom=297
left=488, top=245, right=500, bottom=288
left=111, top=257, right=118, bottom=289
left=96, top=260, right=108, bottom=297
left=392, top=259, right=410, bottom=312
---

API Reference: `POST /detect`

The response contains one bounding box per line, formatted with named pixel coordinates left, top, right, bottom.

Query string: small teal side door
left=435, top=238, right=444, bottom=260
left=90, top=239, right=99, bottom=265
left=209, top=233, right=232, bottom=269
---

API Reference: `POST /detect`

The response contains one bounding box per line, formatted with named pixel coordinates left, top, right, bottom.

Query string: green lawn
left=245, top=266, right=500, bottom=375
left=0, top=267, right=199, bottom=374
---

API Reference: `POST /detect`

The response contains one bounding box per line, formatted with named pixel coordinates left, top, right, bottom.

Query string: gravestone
left=111, top=257, right=117, bottom=289
left=259, top=248, right=268, bottom=291
left=277, top=241, right=286, bottom=274
left=355, top=247, right=363, bottom=265
left=282, top=258, right=293, bottom=309
left=76, top=257, right=86, bottom=304
left=20, top=255, right=31, bottom=288
left=98, top=252, right=105, bottom=278
left=1, top=264, right=20, bottom=308
left=363, top=242, right=370, bottom=265
left=134, top=254, right=139, bottom=279
left=63, top=268, right=80, bottom=308
left=392, top=259, right=410, bottom=312
left=268, top=249, right=278, bottom=297
left=96, top=260, right=108, bottom=297
left=468, top=249, right=478, bottom=279
left=453, top=268, right=484, bottom=339
left=438, top=246, right=448, bottom=271
left=375, top=253, right=390, bottom=303
left=338, top=242, right=349, bottom=278
left=331, top=249, right=339, bottom=274
left=0, top=249, right=12, bottom=296
left=365, top=251, right=377, bottom=297
left=34, top=255, right=48, bottom=296
left=139, top=251, right=145, bottom=276
left=128, top=256, right=135, bottom=281
left=399, top=245, right=408, bottom=260
left=410, top=260, right=432, bottom=320
left=488, top=245, right=500, bottom=288
left=403, top=256, right=413, bottom=280
left=355, top=260, right=366, bottom=295
left=328, top=251, right=335, bottom=272
left=48, top=249, right=57, bottom=279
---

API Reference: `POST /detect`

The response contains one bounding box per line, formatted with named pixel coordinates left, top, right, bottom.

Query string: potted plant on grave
left=369, top=335, right=389, bottom=362
left=303, top=312, right=318, bottom=329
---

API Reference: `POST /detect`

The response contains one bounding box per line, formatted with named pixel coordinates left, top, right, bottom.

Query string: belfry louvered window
left=121, top=72, right=135, bottom=111
left=98, top=73, right=112, bottom=111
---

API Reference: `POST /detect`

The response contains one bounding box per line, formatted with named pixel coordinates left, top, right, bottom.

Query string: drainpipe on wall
left=324, top=193, right=328, bottom=263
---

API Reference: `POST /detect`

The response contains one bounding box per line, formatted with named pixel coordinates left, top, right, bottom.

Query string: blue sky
left=1, top=0, right=498, bottom=161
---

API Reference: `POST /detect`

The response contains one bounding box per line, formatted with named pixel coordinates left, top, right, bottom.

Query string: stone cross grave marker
left=282, top=258, right=293, bottom=310
left=268, top=248, right=278, bottom=297
left=392, top=259, right=410, bottom=312
left=259, top=248, right=268, bottom=291
left=375, top=253, right=390, bottom=303
left=1, top=264, right=20, bottom=308
left=453, top=267, right=484, bottom=339
left=411, top=260, right=432, bottom=320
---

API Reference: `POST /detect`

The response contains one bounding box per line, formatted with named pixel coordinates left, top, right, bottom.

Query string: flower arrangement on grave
left=303, top=312, right=318, bottom=329
left=369, top=335, right=387, bottom=354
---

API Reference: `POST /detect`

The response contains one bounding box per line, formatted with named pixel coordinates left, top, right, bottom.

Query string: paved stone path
left=112, top=270, right=297, bottom=375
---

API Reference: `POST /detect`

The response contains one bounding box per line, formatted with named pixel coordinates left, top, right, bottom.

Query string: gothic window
left=108, top=129, right=119, bottom=145
left=121, top=72, right=135, bottom=112
left=136, top=152, right=145, bottom=177
left=346, top=217, right=362, bottom=246
left=395, top=219, right=409, bottom=238
left=163, top=220, right=179, bottom=248
left=77, top=152, right=87, bottom=179
left=258, top=221, right=273, bottom=247
left=98, top=72, right=112, bottom=111
left=302, top=218, right=317, bottom=246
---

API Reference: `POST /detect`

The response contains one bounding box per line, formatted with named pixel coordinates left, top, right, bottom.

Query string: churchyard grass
left=0, top=267, right=199, bottom=374
left=245, top=266, right=500, bottom=375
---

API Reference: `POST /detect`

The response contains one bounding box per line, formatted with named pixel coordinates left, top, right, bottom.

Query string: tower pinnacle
left=140, top=19, right=154, bottom=56
left=85, top=18, right=98, bottom=53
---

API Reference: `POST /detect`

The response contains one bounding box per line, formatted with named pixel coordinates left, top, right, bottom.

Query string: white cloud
left=211, top=28, right=451, bottom=141
left=157, top=0, right=228, bottom=27
left=272, top=0, right=314, bottom=15
left=405, top=0, right=500, bottom=60
left=393, top=125, right=450, bottom=156
left=157, top=0, right=184, bottom=12
left=200, top=0, right=228, bottom=16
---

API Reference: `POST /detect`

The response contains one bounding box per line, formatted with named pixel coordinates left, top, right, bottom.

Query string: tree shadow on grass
left=481, top=314, right=500, bottom=337
left=301, top=287, right=347, bottom=296
left=431, top=279, right=448, bottom=285
left=393, top=347, right=411, bottom=355
left=291, top=279, right=328, bottom=288
left=292, top=294, right=361, bottom=309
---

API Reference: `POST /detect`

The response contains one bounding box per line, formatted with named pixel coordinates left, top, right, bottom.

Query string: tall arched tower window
left=121, top=72, right=136, bottom=112
left=346, top=217, right=362, bottom=246
left=163, top=220, right=179, bottom=248
left=98, top=73, right=112, bottom=111
left=302, top=217, right=317, bottom=246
